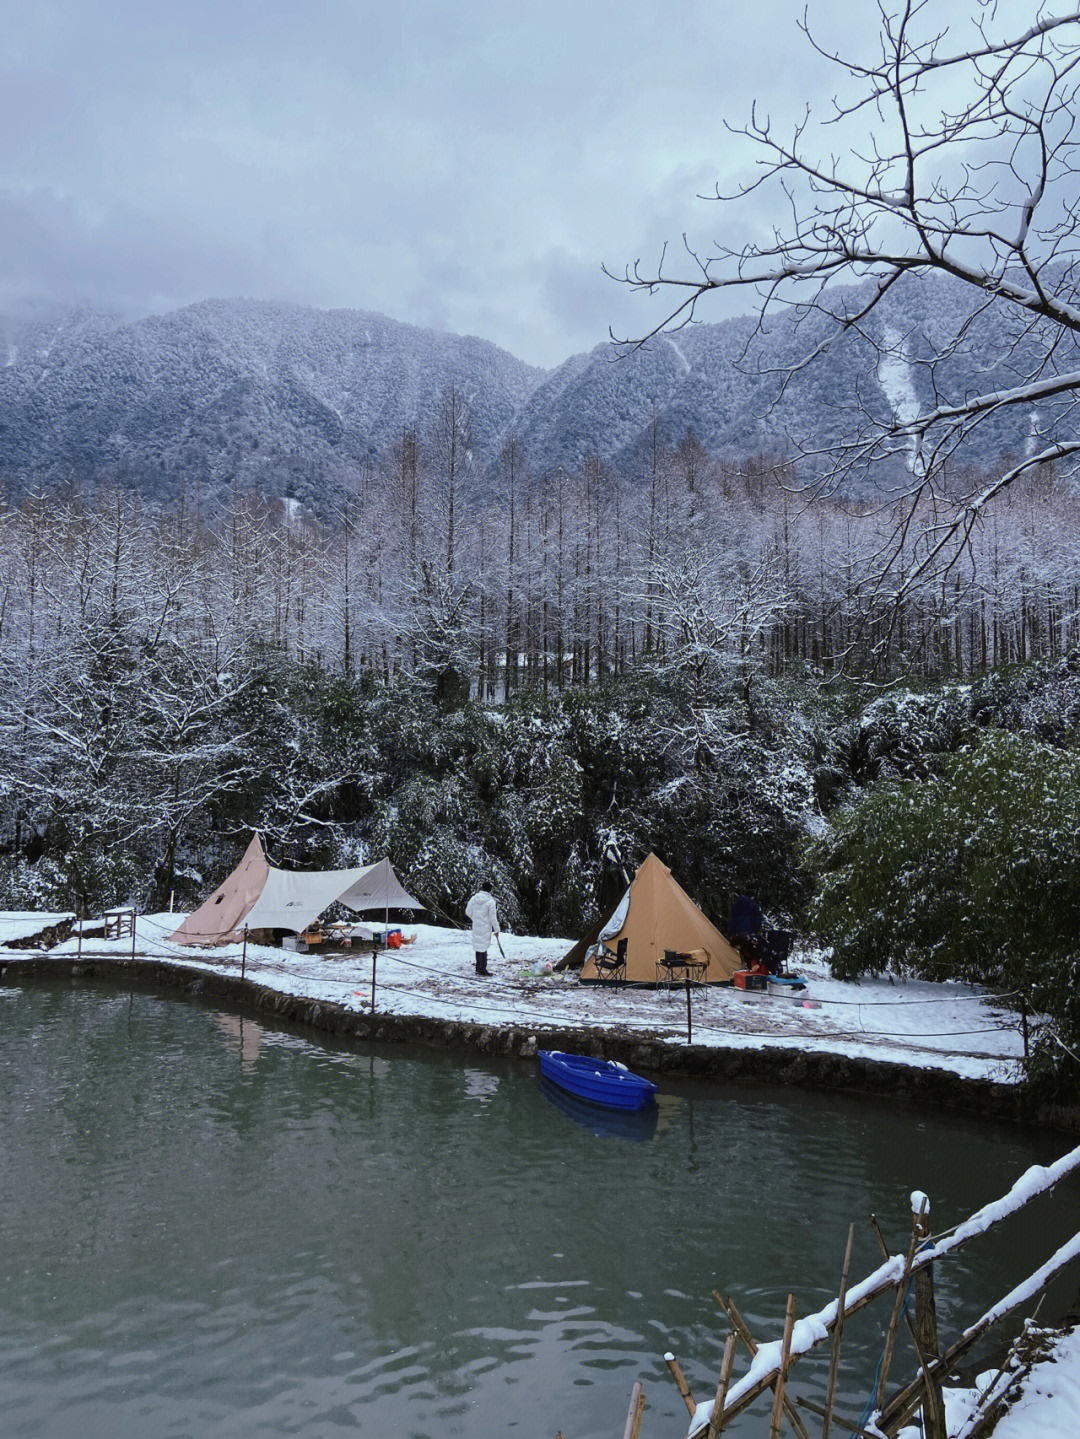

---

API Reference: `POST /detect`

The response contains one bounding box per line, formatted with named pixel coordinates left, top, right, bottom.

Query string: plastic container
left=733, top=970, right=768, bottom=992
left=767, top=975, right=807, bottom=998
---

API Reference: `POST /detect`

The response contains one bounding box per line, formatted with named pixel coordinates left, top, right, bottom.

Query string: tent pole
left=685, top=973, right=693, bottom=1045
left=242, top=926, right=248, bottom=980
left=371, top=938, right=378, bottom=1014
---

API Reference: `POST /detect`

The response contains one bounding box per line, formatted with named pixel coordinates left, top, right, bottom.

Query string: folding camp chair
left=593, top=937, right=628, bottom=989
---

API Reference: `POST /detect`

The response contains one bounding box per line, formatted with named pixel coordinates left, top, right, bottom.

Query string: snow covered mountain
left=510, top=273, right=1079, bottom=484
left=1, top=276, right=1073, bottom=508
left=0, top=299, right=542, bottom=509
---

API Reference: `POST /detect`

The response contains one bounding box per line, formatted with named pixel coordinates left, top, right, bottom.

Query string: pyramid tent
left=170, top=833, right=271, bottom=946
left=558, top=852, right=742, bottom=985
left=169, top=835, right=422, bottom=946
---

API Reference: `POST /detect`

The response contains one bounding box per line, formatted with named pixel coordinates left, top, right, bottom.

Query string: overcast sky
left=0, top=1, right=1020, bottom=368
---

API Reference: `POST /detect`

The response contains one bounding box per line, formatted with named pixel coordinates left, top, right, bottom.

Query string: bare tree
left=615, top=4, right=1080, bottom=646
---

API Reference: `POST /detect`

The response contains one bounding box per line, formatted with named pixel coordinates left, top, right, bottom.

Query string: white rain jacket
left=465, top=890, right=500, bottom=951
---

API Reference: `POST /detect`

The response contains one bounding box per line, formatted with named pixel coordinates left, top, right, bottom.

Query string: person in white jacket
left=465, top=882, right=500, bottom=976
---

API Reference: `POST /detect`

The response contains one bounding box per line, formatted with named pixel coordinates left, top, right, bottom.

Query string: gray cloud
left=0, top=1, right=1028, bottom=367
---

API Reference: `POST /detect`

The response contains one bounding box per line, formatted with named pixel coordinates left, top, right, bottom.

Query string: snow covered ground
left=0, top=911, right=74, bottom=946
left=35, top=913, right=1027, bottom=1081
left=898, top=1326, right=1080, bottom=1439
left=987, top=1326, right=1080, bottom=1439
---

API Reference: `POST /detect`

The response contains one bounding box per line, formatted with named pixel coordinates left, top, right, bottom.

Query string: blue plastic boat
left=538, top=1050, right=658, bottom=1111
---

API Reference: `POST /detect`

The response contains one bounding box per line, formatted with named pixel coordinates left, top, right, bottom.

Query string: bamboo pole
left=911, top=1197, right=938, bottom=1357
left=622, top=1381, right=646, bottom=1439
left=876, top=1225, right=921, bottom=1411
left=877, top=1230, right=1080, bottom=1435
left=714, top=1295, right=812, bottom=1439
left=691, top=1147, right=1080, bottom=1435
left=822, top=1221, right=856, bottom=1439
left=768, top=1293, right=797, bottom=1439
left=706, top=1333, right=738, bottom=1438
left=870, top=1201, right=945, bottom=1437
left=910, top=1194, right=945, bottom=1439
left=665, top=1353, right=696, bottom=1416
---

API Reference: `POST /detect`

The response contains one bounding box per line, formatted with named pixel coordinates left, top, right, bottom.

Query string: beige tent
left=169, top=835, right=422, bottom=946
left=559, top=852, right=742, bottom=985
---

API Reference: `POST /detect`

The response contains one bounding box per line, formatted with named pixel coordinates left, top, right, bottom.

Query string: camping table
left=655, top=952, right=709, bottom=986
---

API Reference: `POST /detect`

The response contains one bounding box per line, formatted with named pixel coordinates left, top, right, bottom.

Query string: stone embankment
left=5, top=952, right=1079, bottom=1136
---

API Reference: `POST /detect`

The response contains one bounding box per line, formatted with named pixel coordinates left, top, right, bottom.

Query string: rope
left=58, top=913, right=1024, bottom=1048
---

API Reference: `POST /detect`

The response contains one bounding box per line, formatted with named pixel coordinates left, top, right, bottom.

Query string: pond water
left=2, top=980, right=1077, bottom=1439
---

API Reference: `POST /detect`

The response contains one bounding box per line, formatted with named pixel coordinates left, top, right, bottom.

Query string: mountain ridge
left=1, top=278, right=1074, bottom=509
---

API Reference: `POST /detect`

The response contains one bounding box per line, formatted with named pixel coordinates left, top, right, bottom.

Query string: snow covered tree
left=619, top=5, right=1080, bottom=656
left=808, top=730, right=1080, bottom=1086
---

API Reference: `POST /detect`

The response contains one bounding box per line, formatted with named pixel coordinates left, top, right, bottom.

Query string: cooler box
left=734, top=970, right=768, bottom=992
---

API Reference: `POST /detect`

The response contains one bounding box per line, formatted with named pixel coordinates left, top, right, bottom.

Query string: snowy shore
left=22, top=911, right=1029, bottom=1082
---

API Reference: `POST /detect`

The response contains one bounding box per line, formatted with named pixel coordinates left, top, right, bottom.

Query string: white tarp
left=337, top=857, right=423, bottom=913
left=169, top=835, right=425, bottom=946
left=598, top=887, right=630, bottom=941
left=243, top=863, right=375, bottom=934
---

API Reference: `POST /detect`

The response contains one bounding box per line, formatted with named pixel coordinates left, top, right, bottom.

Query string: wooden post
left=876, top=1226, right=921, bottom=1412
left=707, top=1332, right=739, bottom=1438
left=241, top=926, right=248, bottom=981
left=871, top=1201, right=945, bottom=1437
left=769, top=1293, right=797, bottom=1439
left=76, top=913, right=83, bottom=962
left=665, top=1353, right=696, bottom=1416
left=622, top=1381, right=646, bottom=1439
left=714, top=1294, right=812, bottom=1439
left=685, top=973, right=693, bottom=1044
left=1021, top=992, right=1030, bottom=1066
left=130, top=909, right=137, bottom=961
left=910, top=1192, right=945, bottom=1439
left=823, top=1222, right=856, bottom=1439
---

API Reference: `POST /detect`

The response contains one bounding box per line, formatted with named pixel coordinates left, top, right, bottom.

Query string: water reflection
left=539, top=1078, right=659, bottom=1141
left=463, top=1069, right=500, bottom=1104
left=213, top=1013, right=264, bottom=1069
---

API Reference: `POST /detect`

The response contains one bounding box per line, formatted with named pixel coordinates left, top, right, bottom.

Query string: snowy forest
left=8, top=0, right=1080, bottom=1091
left=3, top=420, right=1080, bottom=1091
